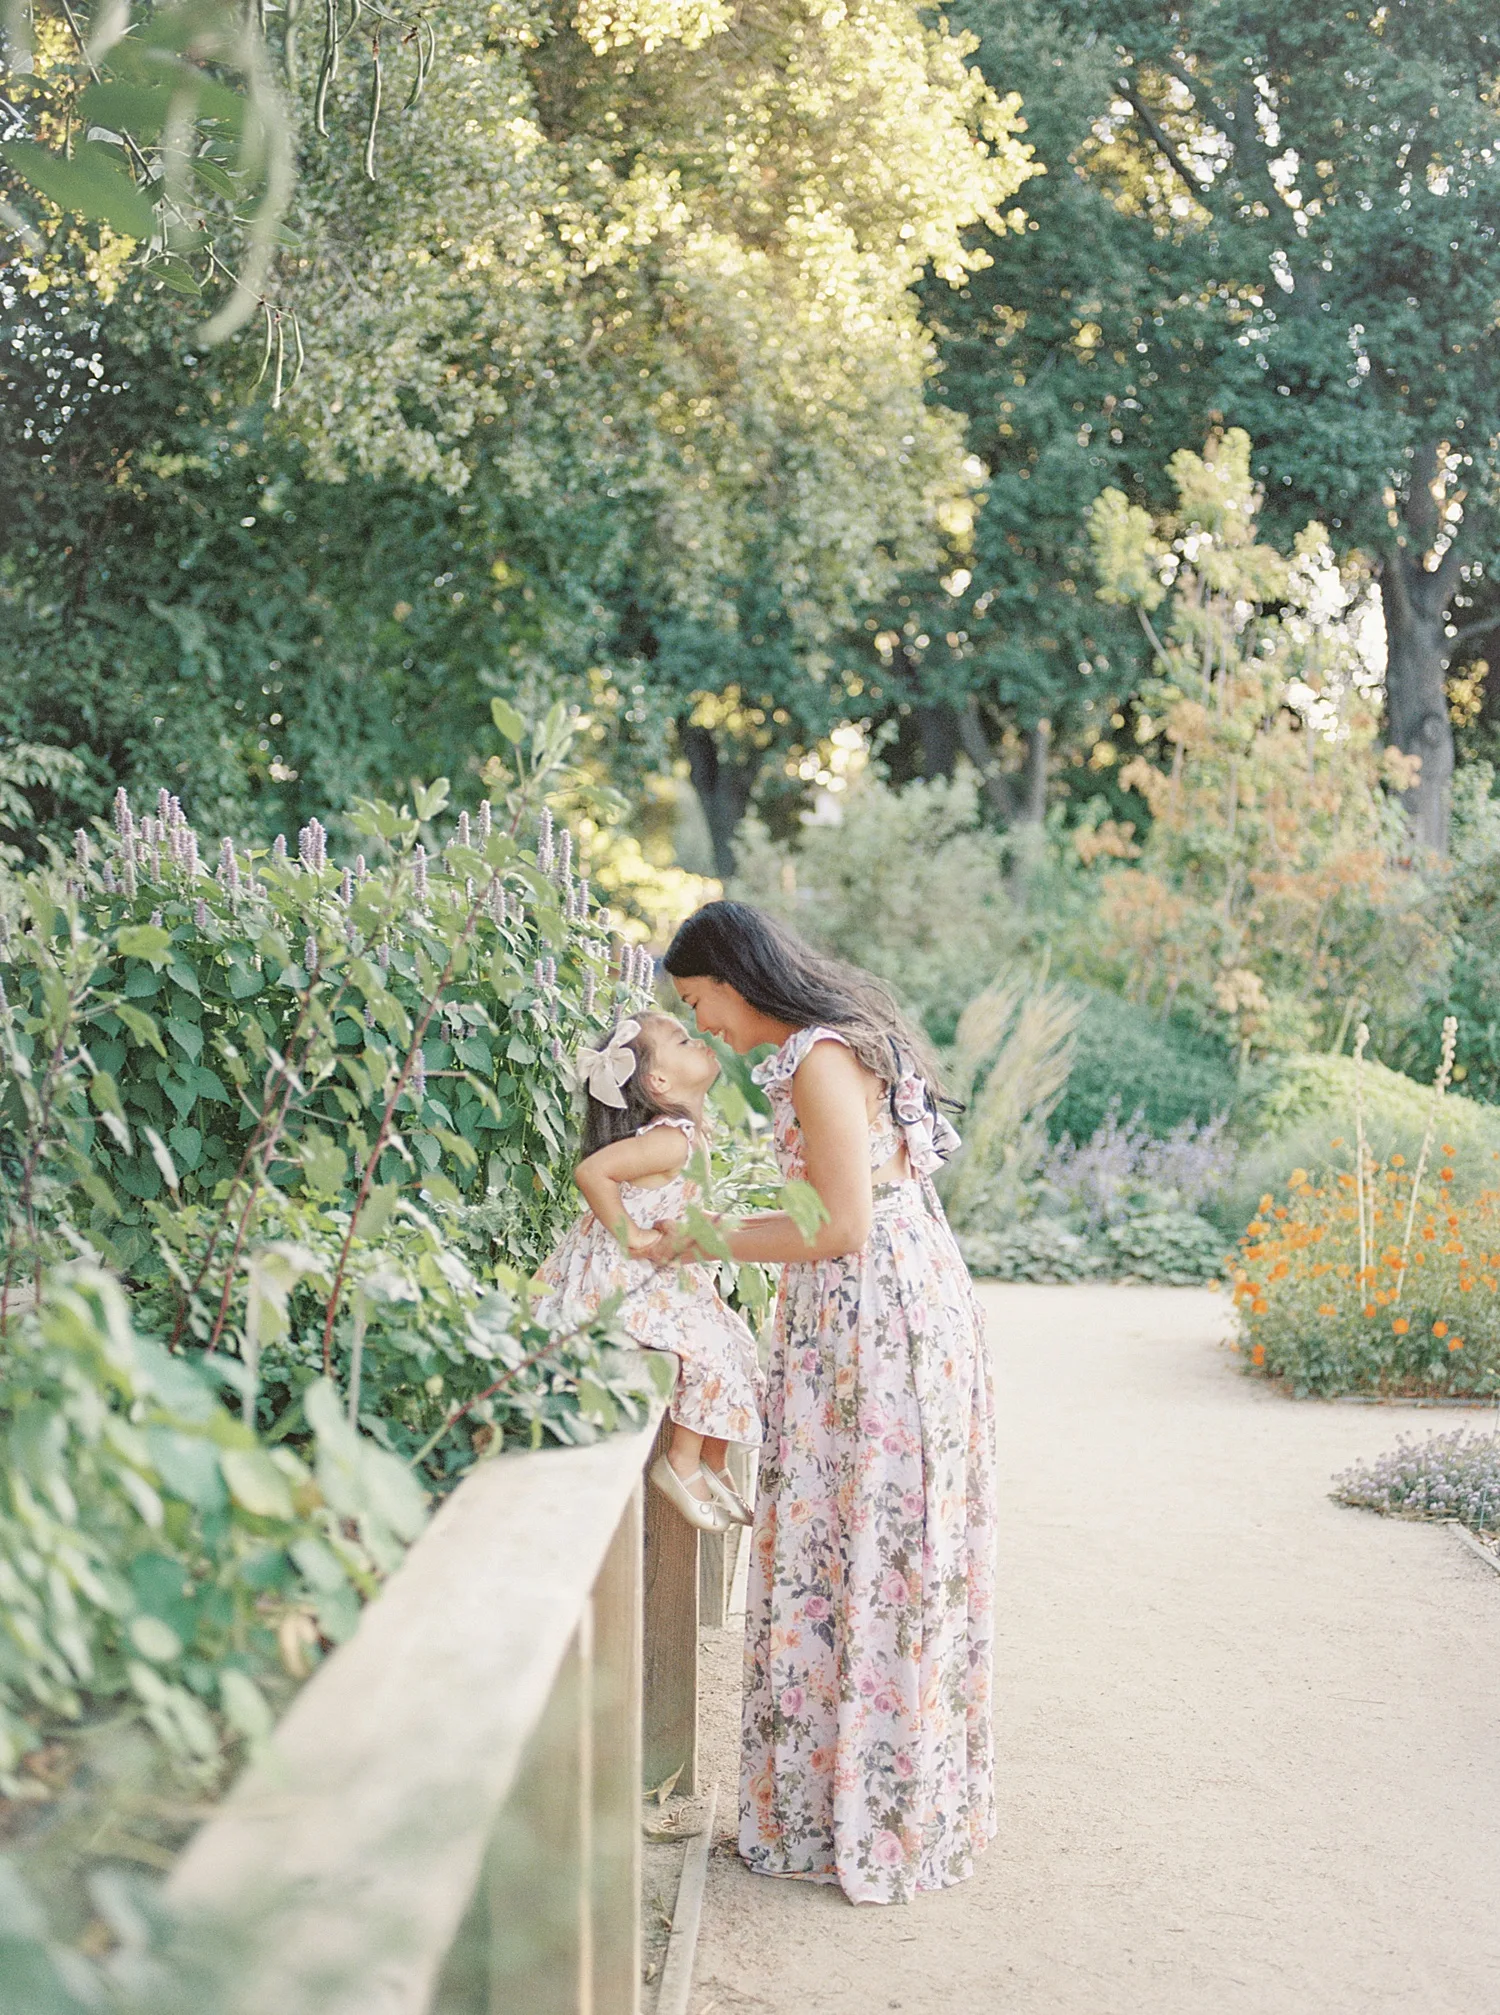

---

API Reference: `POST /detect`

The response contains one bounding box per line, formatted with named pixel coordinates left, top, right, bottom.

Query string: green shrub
left=1101, top=1210, right=1228, bottom=1285
left=0, top=1269, right=425, bottom=1776
left=1049, top=990, right=1239, bottom=1144
left=957, top=1219, right=1101, bottom=1283
left=1214, top=1052, right=1500, bottom=1238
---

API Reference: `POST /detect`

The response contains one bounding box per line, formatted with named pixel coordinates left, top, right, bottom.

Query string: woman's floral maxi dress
left=740, top=1027, right=996, bottom=1905
left=533, top=1117, right=762, bottom=1447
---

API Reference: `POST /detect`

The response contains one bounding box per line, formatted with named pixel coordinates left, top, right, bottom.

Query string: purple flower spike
left=73, top=829, right=91, bottom=870
left=273, top=833, right=288, bottom=862
left=457, top=810, right=471, bottom=847
left=557, top=828, right=572, bottom=883
left=583, top=972, right=597, bottom=1018
left=355, top=854, right=368, bottom=883
left=340, top=867, right=353, bottom=906
left=477, top=800, right=492, bottom=842
left=157, top=788, right=171, bottom=826
left=304, top=936, right=319, bottom=975
left=184, top=829, right=201, bottom=879
left=113, top=788, right=134, bottom=839
left=413, top=844, right=429, bottom=900
left=410, top=1051, right=427, bottom=1104
left=122, top=854, right=137, bottom=899
left=195, top=897, right=209, bottom=929
left=378, top=941, right=390, bottom=971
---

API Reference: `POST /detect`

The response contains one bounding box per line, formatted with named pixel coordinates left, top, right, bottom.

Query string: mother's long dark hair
left=664, top=901, right=949, bottom=1108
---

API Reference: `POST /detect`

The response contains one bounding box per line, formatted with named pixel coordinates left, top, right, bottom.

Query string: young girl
left=532, top=1012, right=763, bottom=1533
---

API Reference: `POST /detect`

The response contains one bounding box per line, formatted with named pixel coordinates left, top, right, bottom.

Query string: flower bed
left=1229, top=1145, right=1500, bottom=1396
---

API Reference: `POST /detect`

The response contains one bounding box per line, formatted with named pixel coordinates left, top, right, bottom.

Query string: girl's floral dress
left=533, top=1116, right=762, bottom=1446
left=740, top=1027, right=996, bottom=1905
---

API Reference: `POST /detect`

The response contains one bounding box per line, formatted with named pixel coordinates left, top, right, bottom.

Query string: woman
left=653, top=900, right=996, bottom=1907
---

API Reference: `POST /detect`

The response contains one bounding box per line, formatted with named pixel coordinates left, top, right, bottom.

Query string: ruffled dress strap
left=750, top=1025, right=851, bottom=1092
left=636, top=1113, right=698, bottom=1143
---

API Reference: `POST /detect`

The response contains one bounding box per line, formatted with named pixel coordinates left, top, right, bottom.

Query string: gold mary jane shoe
left=650, top=1456, right=730, bottom=1532
left=702, top=1466, right=754, bottom=1525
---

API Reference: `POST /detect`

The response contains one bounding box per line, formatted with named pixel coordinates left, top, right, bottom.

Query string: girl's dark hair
left=663, top=900, right=948, bottom=1107
left=578, top=1014, right=693, bottom=1159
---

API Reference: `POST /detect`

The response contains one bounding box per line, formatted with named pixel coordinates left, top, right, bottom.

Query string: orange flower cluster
left=1228, top=1149, right=1500, bottom=1395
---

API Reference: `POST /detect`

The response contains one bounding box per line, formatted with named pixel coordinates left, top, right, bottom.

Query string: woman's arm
left=651, top=1043, right=875, bottom=1266
left=575, top=1127, right=690, bottom=1255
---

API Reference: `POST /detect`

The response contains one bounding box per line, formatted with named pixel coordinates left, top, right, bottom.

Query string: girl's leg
left=667, top=1423, right=712, bottom=1500
left=701, top=1435, right=729, bottom=1477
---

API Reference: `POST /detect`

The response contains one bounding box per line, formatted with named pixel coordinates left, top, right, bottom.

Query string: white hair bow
left=573, top=1018, right=641, bottom=1109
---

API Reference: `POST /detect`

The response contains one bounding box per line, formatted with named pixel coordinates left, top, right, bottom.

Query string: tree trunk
left=1381, top=549, right=1455, bottom=857
left=678, top=721, right=760, bottom=881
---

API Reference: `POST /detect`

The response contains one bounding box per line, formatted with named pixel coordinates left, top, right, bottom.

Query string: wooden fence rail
left=167, top=1401, right=713, bottom=2015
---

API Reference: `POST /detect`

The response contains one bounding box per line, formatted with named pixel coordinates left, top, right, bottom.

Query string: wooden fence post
left=642, top=1415, right=698, bottom=1795
left=589, top=1485, right=643, bottom=2015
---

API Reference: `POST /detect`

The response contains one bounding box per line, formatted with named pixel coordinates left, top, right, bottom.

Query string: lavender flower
left=1043, top=1106, right=1236, bottom=1230
left=413, top=844, right=429, bottom=901
left=113, top=787, right=134, bottom=839
left=410, top=1051, right=427, bottom=1104
left=340, top=866, right=353, bottom=906
left=457, top=810, right=471, bottom=847
left=477, top=799, right=492, bottom=843
left=488, top=881, right=505, bottom=926
left=1333, top=1430, right=1500, bottom=1531
left=73, top=828, right=91, bottom=870
left=355, top=854, right=368, bottom=884
left=544, top=955, right=557, bottom=991
left=577, top=876, right=590, bottom=918
left=183, top=828, right=201, bottom=879
left=218, top=837, right=241, bottom=897
left=168, top=794, right=183, bottom=828
left=195, top=897, right=209, bottom=929
left=298, top=823, right=314, bottom=869
left=304, top=936, right=319, bottom=975
left=100, top=861, right=117, bottom=893
left=557, top=827, right=573, bottom=883
left=122, top=855, right=137, bottom=900
left=272, top=833, right=288, bottom=862
left=378, top=941, right=390, bottom=971
left=552, top=1036, right=565, bottom=1066
left=536, top=806, right=554, bottom=875
left=157, top=788, right=171, bottom=826
left=583, top=971, right=597, bottom=1018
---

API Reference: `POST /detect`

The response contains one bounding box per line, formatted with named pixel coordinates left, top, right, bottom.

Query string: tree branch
left=1117, top=81, right=1210, bottom=203
left=1450, top=610, right=1500, bottom=651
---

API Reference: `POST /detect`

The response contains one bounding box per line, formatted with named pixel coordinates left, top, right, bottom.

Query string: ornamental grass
left=1229, top=1019, right=1500, bottom=1398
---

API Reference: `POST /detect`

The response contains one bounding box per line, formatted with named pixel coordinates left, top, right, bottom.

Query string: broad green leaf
left=412, top=777, right=451, bottom=821
left=489, top=697, right=526, bottom=744
left=117, top=924, right=172, bottom=964
left=781, top=1179, right=830, bottom=1247
left=2, top=138, right=155, bottom=238
left=299, top=1132, right=347, bottom=1196
left=128, top=1614, right=184, bottom=1663
left=219, top=1667, right=274, bottom=1744
left=220, top=1447, right=296, bottom=1520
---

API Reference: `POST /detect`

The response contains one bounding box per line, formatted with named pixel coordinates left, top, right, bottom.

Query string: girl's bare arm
left=648, top=1044, right=875, bottom=1265
left=575, top=1127, right=691, bottom=1255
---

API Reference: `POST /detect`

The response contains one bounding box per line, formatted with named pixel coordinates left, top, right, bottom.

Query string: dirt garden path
left=689, top=1282, right=1500, bottom=2014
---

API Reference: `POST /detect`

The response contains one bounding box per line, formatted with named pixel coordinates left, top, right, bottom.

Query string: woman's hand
left=640, top=1219, right=705, bottom=1267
